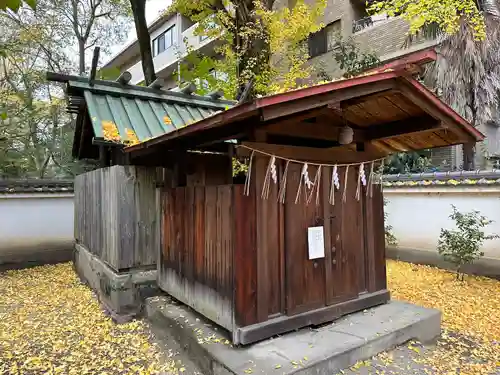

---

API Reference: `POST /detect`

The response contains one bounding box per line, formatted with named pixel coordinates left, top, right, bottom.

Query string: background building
left=102, top=0, right=499, bottom=170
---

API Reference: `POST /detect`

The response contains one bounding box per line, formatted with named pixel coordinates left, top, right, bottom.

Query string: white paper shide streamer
left=329, top=165, right=340, bottom=205
left=295, top=163, right=313, bottom=203
left=240, top=144, right=384, bottom=205
left=262, top=155, right=278, bottom=199
left=302, top=164, right=313, bottom=189
left=360, top=163, right=366, bottom=186
left=270, top=156, right=277, bottom=184
left=355, top=163, right=366, bottom=201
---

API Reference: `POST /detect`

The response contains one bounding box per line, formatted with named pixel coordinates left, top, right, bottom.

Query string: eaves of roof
left=125, top=69, right=484, bottom=155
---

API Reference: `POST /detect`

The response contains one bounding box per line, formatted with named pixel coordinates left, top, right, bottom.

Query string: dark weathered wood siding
left=159, top=162, right=387, bottom=336
left=159, top=185, right=236, bottom=330
left=75, top=165, right=168, bottom=271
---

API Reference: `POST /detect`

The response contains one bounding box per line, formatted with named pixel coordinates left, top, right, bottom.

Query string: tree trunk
left=78, top=39, right=86, bottom=75
left=231, top=0, right=271, bottom=101
left=235, top=28, right=270, bottom=101
left=130, top=0, right=156, bottom=85
left=463, top=87, right=477, bottom=171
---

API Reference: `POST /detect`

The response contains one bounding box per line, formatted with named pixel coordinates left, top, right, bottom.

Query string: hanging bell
left=338, top=125, right=354, bottom=145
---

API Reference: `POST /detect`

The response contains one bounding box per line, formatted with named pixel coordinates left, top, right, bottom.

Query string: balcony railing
left=352, top=14, right=389, bottom=33
left=352, top=16, right=373, bottom=33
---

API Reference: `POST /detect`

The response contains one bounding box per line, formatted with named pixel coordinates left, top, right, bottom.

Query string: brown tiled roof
left=383, top=171, right=500, bottom=187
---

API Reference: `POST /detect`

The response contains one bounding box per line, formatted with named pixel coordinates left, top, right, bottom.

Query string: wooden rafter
left=364, top=116, right=441, bottom=140
left=260, top=80, right=397, bottom=121
left=237, top=142, right=388, bottom=164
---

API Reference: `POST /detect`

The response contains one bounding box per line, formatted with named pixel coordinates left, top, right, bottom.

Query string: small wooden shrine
left=51, top=50, right=483, bottom=345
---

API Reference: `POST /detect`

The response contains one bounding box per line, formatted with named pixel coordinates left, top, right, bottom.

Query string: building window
left=308, top=29, right=327, bottom=58
left=195, top=69, right=229, bottom=91
left=306, top=20, right=341, bottom=59
left=326, top=20, right=342, bottom=51
left=195, top=77, right=210, bottom=90
left=152, top=25, right=176, bottom=57
left=199, top=17, right=217, bottom=42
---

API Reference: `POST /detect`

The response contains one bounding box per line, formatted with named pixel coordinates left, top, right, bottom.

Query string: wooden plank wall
left=330, top=166, right=367, bottom=301
left=74, top=165, right=168, bottom=271
left=284, top=163, right=327, bottom=315
left=75, top=168, right=107, bottom=262
left=253, top=155, right=283, bottom=321
left=364, top=184, right=387, bottom=293
left=233, top=184, right=258, bottom=327
left=159, top=185, right=235, bottom=331
left=157, top=167, right=388, bottom=333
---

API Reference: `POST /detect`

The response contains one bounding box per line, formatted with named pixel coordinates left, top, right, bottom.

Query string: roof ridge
left=47, top=72, right=235, bottom=108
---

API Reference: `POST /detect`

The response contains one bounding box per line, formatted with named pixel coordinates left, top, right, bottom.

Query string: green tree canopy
left=0, top=0, right=130, bottom=177
left=372, top=0, right=500, bottom=170
left=169, top=0, right=327, bottom=99
left=370, top=0, right=487, bottom=40
left=0, top=0, right=36, bottom=12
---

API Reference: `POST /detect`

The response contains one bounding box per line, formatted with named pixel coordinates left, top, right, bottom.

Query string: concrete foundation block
left=146, top=296, right=441, bottom=375
left=74, top=243, right=159, bottom=321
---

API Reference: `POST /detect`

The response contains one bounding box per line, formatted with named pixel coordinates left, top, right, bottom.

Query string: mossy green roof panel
left=83, top=91, right=224, bottom=141
left=65, top=79, right=234, bottom=144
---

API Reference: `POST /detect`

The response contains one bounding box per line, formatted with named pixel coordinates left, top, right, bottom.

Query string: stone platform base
left=74, top=244, right=159, bottom=322
left=146, top=296, right=441, bottom=375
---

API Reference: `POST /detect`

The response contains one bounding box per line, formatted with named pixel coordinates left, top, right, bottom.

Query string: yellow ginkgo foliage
left=102, top=120, right=121, bottom=142
left=125, top=128, right=140, bottom=146
left=0, top=263, right=185, bottom=374
left=386, top=260, right=500, bottom=374
left=370, top=0, right=486, bottom=40
left=163, top=116, right=172, bottom=125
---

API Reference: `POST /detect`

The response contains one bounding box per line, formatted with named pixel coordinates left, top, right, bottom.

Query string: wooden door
left=323, top=166, right=364, bottom=305
left=284, top=163, right=327, bottom=315
left=283, top=164, right=368, bottom=315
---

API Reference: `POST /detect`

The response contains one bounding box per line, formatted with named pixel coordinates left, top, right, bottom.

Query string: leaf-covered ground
left=0, top=263, right=183, bottom=375
left=345, top=260, right=500, bottom=375
left=1, top=260, right=499, bottom=375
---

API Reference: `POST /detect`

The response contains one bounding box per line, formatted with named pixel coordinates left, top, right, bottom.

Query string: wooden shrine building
left=49, top=51, right=483, bottom=345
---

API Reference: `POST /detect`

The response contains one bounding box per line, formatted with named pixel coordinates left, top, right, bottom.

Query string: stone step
left=145, top=296, right=441, bottom=375
left=146, top=311, right=205, bottom=375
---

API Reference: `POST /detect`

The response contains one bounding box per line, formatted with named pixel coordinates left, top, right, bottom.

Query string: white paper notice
left=307, top=226, right=325, bottom=260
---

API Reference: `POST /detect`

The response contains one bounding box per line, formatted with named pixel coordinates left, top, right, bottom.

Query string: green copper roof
left=83, top=90, right=224, bottom=141
left=61, top=78, right=235, bottom=158
left=67, top=80, right=233, bottom=143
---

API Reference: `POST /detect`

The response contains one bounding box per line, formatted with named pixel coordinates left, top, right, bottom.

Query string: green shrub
left=437, top=205, right=498, bottom=280
left=384, top=198, right=397, bottom=246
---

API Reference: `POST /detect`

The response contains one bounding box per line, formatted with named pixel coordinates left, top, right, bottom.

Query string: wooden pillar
left=253, top=130, right=269, bottom=322
left=228, top=143, right=234, bottom=183
left=99, top=145, right=108, bottom=168
left=251, top=130, right=283, bottom=320
left=364, top=184, right=387, bottom=292
left=462, top=142, right=475, bottom=171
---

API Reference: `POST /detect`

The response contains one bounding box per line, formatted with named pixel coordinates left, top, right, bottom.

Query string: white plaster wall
left=384, top=186, right=500, bottom=261
left=0, top=193, right=74, bottom=261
